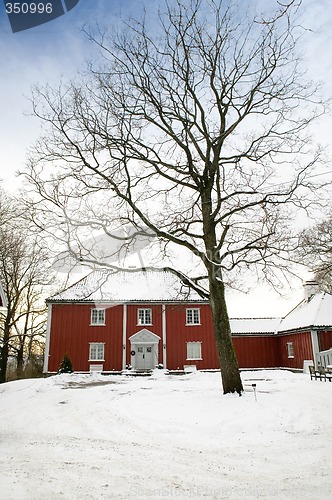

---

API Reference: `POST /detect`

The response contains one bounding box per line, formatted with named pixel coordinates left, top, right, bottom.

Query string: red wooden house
left=44, top=271, right=332, bottom=374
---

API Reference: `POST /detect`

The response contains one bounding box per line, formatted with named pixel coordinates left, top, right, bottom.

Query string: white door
left=136, top=345, right=154, bottom=370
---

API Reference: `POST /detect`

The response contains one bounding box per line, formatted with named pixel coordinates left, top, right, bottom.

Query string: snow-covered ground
left=0, top=370, right=331, bottom=500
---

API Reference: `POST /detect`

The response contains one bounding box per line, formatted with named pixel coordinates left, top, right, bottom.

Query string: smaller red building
left=44, top=271, right=332, bottom=373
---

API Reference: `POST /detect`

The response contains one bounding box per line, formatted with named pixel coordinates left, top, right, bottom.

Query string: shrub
left=58, top=353, right=73, bottom=374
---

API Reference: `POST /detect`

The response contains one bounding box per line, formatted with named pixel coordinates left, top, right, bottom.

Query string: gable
left=129, top=329, right=161, bottom=344
left=279, top=292, right=332, bottom=332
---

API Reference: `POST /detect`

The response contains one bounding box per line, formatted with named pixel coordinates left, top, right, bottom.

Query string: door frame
left=129, top=329, right=160, bottom=370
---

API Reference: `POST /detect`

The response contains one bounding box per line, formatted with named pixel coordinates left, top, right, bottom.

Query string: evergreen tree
left=58, top=353, right=73, bottom=374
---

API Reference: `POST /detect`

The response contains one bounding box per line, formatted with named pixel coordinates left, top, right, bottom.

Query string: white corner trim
left=162, top=304, right=167, bottom=368
left=43, top=304, right=52, bottom=373
left=310, top=329, right=320, bottom=366
left=122, top=303, right=127, bottom=369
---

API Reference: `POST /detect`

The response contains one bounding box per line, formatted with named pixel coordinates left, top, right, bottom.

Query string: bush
left=58, top=353, right=73, bottom=374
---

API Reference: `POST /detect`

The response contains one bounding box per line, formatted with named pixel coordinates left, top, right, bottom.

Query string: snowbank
left=0, top=370, right=331, bottom=499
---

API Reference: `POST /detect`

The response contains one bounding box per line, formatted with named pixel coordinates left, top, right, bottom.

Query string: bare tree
left=0, top=187, right=50, bottom=383
left=25, top=0, right=327, bottom=394
left=298, top=214, right=332, bottom=291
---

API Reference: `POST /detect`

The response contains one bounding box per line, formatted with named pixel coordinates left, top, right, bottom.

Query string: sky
left=0, top=0, right=140, bottom=187
left=0, top=0, right=332, bottom=316
left=1, top=0, right=332, bottom=187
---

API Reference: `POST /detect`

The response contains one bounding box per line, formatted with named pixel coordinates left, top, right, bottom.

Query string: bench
left=309, top=365, right=332, bottom=382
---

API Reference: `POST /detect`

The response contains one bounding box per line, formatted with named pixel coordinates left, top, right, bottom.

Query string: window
left=137, top=308, right=152, bottom=325
left=186, top=308, right=200, bottom=325
left=287, top=342, right=294, bottom=358
left=91, top=308, right=105, bottom=325
left=89, top=343, right=105, bottom=361
left=186, top=342, right=202, bottom=360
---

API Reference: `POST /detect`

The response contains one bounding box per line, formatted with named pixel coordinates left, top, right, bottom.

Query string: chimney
left=303, top=280, right=320, bottom=301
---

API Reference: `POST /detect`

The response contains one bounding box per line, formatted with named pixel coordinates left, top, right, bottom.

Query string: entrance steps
left=122, top=369, right=153, bottom=377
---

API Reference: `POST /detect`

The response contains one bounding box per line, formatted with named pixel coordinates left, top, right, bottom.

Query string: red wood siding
left=47, top=301, right=322, bottom=373
left=165, top=304, right=219, bottom=370
left=318, top=330, right=332, bottom=352
left=276, top=332, right=313, bottom=369
left=232, top=336, right=278, bottom=368
left=165, top=305, right=283, bottom=370
left=125, top=304, right=163, bottom=365
left=48, top=303, right=124, bottom=372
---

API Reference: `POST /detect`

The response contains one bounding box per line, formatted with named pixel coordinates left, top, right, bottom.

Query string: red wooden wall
left=125, top=304, right=163, bottom=365
left=48, top=303, right=124, bottom=372
left=232, top=336, right=278, bottom=368
left=276, top=331, right=313, bottom=369
left=165, top=303, right=219, bottom=370
left=47, top=301, right=317, bottom=373
left=318, top=330, right=332, bottom=352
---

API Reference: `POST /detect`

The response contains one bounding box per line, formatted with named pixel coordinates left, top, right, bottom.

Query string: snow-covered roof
left=48, top=269, right=206, bottom=303
left=230, top=318, right=282, bottom=335
left=48, top=270, right=332, bottom=332
left=278, top=292, right=332, bottom=332
left=231, top=292, right=332, bottom=334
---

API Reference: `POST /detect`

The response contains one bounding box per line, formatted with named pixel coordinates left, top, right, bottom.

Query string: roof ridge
left=311, top=292, right=326, bottom=326
left=231, top=317, right=281, bottom=320
left=47, top=267, right=203, bottom=303
left=282, top=298, right=305, bottom=320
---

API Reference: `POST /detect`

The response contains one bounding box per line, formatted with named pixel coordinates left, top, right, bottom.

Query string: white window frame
left=287, top=342, right=294, bottom=359
left=186, top=341, right=202, bottom=360
left=90, top=308, right=106, bottom=326
left=89, top=343, right=105, bottom=361
left=137, top=308, right=152, bottom=325
left=186, top=308, right=201, bottom=325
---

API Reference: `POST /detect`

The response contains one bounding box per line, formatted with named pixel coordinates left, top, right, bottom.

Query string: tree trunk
left=16, top=346, right=24, bottom=379
left=209, top=274, right=243, bottom=394
left=201, top=184, right=243, bottom=395
left=0, top=322, right=10, bottom=383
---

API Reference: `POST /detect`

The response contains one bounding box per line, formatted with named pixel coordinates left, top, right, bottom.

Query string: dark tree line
left=0, top=185, right=52, bottom=383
